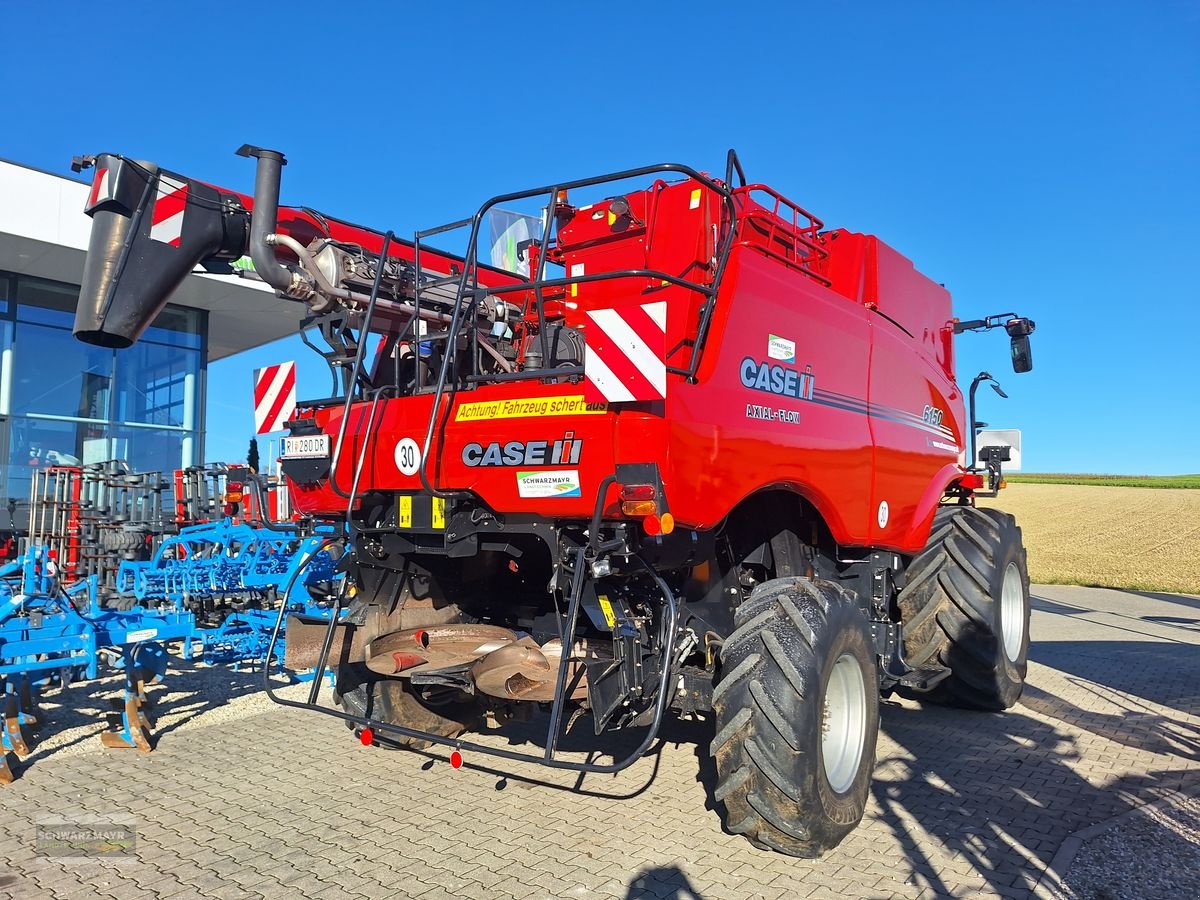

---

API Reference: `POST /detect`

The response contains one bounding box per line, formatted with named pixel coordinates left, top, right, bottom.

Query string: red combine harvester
left=71, top=146, right=1035, bottom=856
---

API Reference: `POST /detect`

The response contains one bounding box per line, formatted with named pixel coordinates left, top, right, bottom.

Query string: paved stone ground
left=2, top=584, right=1198, bottom=900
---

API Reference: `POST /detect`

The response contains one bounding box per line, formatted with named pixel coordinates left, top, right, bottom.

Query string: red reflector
left=959, top=474, right=985, bottom=489
left=643, top=515, right=662, bottom=537
left=450, top=750, right=463, bottom=769
left=619, top=484, right=656, bottom=502
left=360, top=728, right=374, bottom=746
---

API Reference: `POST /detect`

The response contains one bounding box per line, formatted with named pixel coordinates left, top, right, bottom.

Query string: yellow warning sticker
left=607, top=210, right=616, bottom=226
left=431, top=497, right=446, bottom=530
left=454, top=395, right=607, bottom=422
left=398, top=495, right=412, bottom=529
left=597, top=594, right=617, bottom=629
left=689, top=188, right=702, bottom=209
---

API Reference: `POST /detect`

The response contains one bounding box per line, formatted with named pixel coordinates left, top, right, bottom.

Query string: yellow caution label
left=397, top=495, right=412, bottom=529
left=607, top=210, right=616, bottom=226
left=597, top=594, right=616, bottom=629
left=455, top=395, right=608, bottom=422
left=689, top=188, right=702, bottom=209
left=431, top=497, right=446, bottom=530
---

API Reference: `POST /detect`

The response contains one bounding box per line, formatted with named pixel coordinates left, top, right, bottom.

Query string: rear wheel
left=898, top=506, right=1030, bottom=710
left=332, top=583, right=482, bottom=750
left=711, top=577, right=879, bottom=857
left=334, top=665, right=481, bottom=751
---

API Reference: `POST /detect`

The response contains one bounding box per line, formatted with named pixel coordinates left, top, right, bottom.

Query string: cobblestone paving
left=2, top=585, right=1198, bottom=900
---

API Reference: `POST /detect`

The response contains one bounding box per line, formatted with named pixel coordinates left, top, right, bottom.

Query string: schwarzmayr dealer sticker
left=767, top=334, right=796, bottom=363
left=516, top=470, right=581, bottom=498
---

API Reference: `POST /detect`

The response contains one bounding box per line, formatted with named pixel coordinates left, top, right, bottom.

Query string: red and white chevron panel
left=86, top=167, right=111, bottom=209
left=584, top=301, right=667, bottom=404
left=149, top=175, right=189, bottom=247
left=254, top=361, right=297, bottom=434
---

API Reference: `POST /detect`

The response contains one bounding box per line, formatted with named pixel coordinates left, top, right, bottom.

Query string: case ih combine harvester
left=71, top=145, right=1035, bottom=856
left=1, top=462, right=342, bottom=783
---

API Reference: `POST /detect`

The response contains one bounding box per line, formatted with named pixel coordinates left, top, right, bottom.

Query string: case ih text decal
left=740, top=357, right=817, bottom=401
left=462, top=433, right=583, bottom=467
left=738, top=343, right=957, bottom=441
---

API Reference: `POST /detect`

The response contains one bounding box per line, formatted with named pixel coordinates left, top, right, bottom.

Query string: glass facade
left=0, top=271, right=206, bottom=528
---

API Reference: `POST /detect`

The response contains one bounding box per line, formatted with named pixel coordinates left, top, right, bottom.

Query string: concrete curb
left=1033, top=787, right=1199, bottom=898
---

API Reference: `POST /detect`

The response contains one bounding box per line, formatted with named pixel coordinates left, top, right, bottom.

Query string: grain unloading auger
left=73, top=145, right=1036, bottom=857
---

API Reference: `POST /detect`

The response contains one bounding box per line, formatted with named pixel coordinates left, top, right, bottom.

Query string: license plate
left=282, top=434, right=331, bottom=459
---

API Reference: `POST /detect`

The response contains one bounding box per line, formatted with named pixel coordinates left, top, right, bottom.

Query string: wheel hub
left=999, top=562, right=1025, bottom=663
left=821, top=652, right=867, bottom=794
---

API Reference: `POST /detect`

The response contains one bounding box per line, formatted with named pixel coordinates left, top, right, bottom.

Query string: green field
left=1005, top=473, right=1200, bottom=489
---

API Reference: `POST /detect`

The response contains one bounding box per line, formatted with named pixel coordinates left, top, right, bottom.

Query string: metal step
left=898, top=665, right=953, bottom=692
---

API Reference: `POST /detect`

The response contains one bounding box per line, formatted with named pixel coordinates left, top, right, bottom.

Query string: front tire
left=711, top=577, right=880, bottom=857
left=898, top=506, right=1031, bottom=710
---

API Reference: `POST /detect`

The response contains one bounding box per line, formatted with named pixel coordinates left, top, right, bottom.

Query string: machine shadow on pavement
left=404, top=711, right=717, bottom=801
left=868, top=615, right=1200, bottom=899
left=626, top=864, right=706, bottom=899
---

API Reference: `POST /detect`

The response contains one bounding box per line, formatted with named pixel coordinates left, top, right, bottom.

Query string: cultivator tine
left=100, top=666, right=154, bottom=753
left=17, top=677, right=37, bottom=729
left=3, top=686, right=34, bottom=758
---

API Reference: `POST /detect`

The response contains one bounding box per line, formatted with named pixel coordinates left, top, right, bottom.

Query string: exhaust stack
left=73, top=154, right=249, bottom=348
left=234, top=144, right=293, bottom=294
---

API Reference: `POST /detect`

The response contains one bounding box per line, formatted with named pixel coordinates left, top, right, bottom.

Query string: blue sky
left=3, top=1, right=1197, bottom=473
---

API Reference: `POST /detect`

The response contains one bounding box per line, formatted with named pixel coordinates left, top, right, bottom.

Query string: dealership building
left=0, top=158, right=294, bottom=527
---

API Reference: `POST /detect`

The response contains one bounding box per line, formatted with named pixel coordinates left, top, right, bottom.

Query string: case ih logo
left=462, top=433, right=582, bottom=467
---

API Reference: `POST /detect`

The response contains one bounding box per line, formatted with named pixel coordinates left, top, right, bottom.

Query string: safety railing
left=731, top=184, right=830, bottom=286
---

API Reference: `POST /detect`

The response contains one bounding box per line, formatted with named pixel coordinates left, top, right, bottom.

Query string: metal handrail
left=413, top=160, right=741, bottom=499
left=732, top=184, right=830, bottom=285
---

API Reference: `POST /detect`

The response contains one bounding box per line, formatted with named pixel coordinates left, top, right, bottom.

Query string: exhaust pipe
left=234, top=144, right=295, bottom=294
left=73, top=153, right=249, bottom=348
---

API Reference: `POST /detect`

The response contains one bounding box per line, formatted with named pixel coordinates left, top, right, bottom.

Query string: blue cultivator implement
left=115, top=518, right=344, bottom=677
left=1, top=547, right=195, bottom=783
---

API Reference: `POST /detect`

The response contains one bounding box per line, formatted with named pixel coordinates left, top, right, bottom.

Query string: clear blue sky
left=3, top=1, right=1196, bottom=473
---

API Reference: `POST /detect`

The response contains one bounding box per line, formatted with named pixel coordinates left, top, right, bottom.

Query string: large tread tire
left=333, top=591, right=482, bottom=750
left=898, top=506, right=1030, bottom=710
left=334, top=666, right=482, bottom=751
left=100, top=526, right=149, bottom=554
left=711, top=577, right=880, bottom=857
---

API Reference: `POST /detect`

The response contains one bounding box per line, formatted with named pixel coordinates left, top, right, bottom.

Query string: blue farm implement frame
left=114, top=517, right=345, bottom=676
left=1, top=547, right=195, bottom=783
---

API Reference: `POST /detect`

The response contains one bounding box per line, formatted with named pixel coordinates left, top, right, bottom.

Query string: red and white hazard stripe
left=584, top=301, right=667, bottom=403
left=254, top=361, right=297, bottom=434
left=149, top=175, right=189, bottom=247
left=86, top=167, right=111, bottom=209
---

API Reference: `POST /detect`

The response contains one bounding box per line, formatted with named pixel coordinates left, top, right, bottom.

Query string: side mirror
left=1004, top=317, right=1036, bottom=373
left=1010, top=334, right=1033, bottom=373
